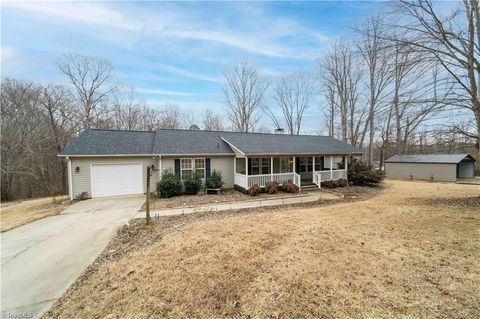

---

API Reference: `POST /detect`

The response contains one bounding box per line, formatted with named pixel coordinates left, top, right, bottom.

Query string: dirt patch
left=419, top=196, right=480, bottom=208
left=44, top=181, right=480, bottom=319
left=143, top=188, right=306, bottom=210
left=1, top=196, right=71, bottom=232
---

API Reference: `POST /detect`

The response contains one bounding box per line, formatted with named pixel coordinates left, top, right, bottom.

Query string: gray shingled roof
left=221, top=132, right=362, bottom=155
left=60, top=129, right=156, bottom=155
left=385, top=154, right=475, bottom=164
left=59, top=128, right=363, bottom=156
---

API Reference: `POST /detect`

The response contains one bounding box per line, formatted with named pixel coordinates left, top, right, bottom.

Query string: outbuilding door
left=91, top=163, right=143, bottom=198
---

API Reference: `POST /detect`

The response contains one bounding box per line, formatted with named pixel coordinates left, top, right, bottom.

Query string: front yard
left=1, top=196, right=71, bottom=232
left=44, top=180, right=480, bottom=318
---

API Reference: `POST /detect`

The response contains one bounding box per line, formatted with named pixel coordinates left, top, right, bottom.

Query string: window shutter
left=295, top=157, right=300, bottom=173
left=205, top=158, right=211, bottom=178
left=247, top=158, right=252, bottom=175
left=174, top=159, right=180, bottom=177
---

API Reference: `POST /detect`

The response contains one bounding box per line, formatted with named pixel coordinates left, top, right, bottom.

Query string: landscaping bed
left=141, top=188, right=306, bottom=211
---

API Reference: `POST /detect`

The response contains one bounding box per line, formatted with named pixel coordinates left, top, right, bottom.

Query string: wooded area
left=1, top=0, right=479, bottom=200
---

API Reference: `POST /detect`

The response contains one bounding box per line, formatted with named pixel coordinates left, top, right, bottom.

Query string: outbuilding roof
left=59, top=128, right=363, bottom=156
left=385, top=154, right=475, bottom=164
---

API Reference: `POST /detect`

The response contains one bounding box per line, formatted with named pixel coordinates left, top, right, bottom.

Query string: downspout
left=66, top=157, right=73, bottom=200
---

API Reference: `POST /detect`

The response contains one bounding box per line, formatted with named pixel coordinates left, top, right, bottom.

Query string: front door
left=295, top=157, right=313, bottom=184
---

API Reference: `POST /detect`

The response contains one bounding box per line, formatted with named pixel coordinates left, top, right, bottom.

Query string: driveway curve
left=1, top=195, right=144, bottom=319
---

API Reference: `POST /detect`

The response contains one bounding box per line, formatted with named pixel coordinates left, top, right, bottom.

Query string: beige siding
left=70, top=157, right=158, bottom=198
left=160, top=156, right=235, bottom=188
left=385, top=162, right=457, bottom=182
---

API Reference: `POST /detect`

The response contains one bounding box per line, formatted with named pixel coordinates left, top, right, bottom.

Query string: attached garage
left=91, top=163, right=143, bottom=197
left=385, top=154, right=477, bottom=182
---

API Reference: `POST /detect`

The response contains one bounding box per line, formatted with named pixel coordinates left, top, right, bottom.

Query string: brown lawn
left=44, top=180, right=480, bottom=319
left=1, top=196, right=70, bottom=232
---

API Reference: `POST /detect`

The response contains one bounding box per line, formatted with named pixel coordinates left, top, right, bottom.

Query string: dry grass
left=45, top=180, right=480, bottom=319
left=1, top=196, right=70, bottom=232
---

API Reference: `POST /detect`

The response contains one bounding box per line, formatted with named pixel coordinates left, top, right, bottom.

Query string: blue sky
left=1, top=1, right=386, bottom=133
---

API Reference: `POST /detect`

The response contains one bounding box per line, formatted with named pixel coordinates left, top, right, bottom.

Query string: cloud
left=3, top=1, right=139, bottom=30
left=153, top=63, right=221, bottom=83
left=3, top=1, right=326, bottom=60
left=136, top=87, right=197, bottom=97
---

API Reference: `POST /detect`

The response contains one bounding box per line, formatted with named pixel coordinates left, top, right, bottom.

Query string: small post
left=146, top=166, right=151, bottom=225
left=271, top=157, right=273, bottom=182
left=330, top=156, right=333, bottom=180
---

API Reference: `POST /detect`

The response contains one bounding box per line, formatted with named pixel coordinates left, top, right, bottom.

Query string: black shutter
left=205, top=158, right=211, bottom=178
left=174, top=159, right=180, bottom=177
left=295, top=157, right=300, bottom=173
left=247, top=158, right=252, bottom=175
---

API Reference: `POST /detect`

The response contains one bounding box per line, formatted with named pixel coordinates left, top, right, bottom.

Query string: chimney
left=274, top=128, right=284, bottom=134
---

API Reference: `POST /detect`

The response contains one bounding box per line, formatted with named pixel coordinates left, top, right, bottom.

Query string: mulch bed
left=142, top=188, right=305, bottom=211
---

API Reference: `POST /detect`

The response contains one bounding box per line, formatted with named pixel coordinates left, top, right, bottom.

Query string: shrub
left=337, top=178, right=348, bottom=187
left=321, top=180, right=337, bottom=188
left=156, top=169, right=182, bottom=198
left=283, top=180, right=299, bottom=193
left=205, top=170, right=224, bottom=189
left=349, top=170, right=384, bottom=186
left=339, top=159, right=383, bottom=186
left=265, top=181, right=279, bottom=194
left=183, top=170, right=203, bottom=195
left=248, top=184, right=261, bottom=196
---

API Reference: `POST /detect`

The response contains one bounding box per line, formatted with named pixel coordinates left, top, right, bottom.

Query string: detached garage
left=385, top=154, right=476, bottom=182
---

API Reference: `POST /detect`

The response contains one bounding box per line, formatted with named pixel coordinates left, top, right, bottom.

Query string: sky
left=1, top=1, right=388, bottom=133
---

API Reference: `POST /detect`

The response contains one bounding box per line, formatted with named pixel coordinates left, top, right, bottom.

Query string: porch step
left=300, top=184, right=319, bottom=190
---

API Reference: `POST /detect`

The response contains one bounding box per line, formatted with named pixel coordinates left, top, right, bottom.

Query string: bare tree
left=202, top=108, right=225, bottom=131
left=159, top=103, right=182, bottom=129
left=264, top=73, right=315, bottom=135
left=356, top=16, right=394, bottom=164
left=319, top=41, right=366, bottom=146
left=392, top=0, right=480, bottom=160
left=223, top=63, right=269, bottom=132
left=111, top=86, right=147, bottom=130
left=58, top=53, right=114, bottom=129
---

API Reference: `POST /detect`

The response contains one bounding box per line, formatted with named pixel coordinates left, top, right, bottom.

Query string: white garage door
left=91, top=163, right=143, bottom=198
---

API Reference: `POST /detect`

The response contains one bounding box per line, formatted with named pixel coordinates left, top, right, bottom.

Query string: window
left=299, top=157, right=312, bottom=172
left=280, top=157, right=293, bottom=173
left=314, top=156, right=324, bottom=171
left=180, top=158, right=205, bottom=179
left=249, top=157, right=271, bottom=175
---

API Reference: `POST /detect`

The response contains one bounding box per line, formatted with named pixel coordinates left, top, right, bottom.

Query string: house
left=385, top=154, right=476, bottom=182
left=59, top=129, right=363, bottom=199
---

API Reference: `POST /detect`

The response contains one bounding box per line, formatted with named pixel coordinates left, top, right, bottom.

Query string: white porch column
left=67, top=157, right=73, bottom=200
left=245, top=157, right=248, bottom=188
left=345, top=156, right=348, bottom=179
left=271, top=157, right=273, bottom=181
left=330, top=156, right=333, bottom=180
left=293, top=157, right=296, bottom=174
left=234, top=157, right=237, bottom=175
left=312, top=156, right=316, bottom=180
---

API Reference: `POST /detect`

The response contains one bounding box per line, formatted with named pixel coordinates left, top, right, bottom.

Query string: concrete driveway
left=1, top=195, right=144, bottom=319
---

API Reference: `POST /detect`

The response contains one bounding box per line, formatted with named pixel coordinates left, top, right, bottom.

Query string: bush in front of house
left=266, top=181, right=279, bottom=194
left=183, top=170, right=203, bottom=195
left=156, top=169, right=182, bottom=197
left=249, top=184, right=261, bottom=196
left=205, top=170, right=224, bottom=189
left=282, top=180, right=299, bottom=193
left=344, top=159, right=383, bottom=186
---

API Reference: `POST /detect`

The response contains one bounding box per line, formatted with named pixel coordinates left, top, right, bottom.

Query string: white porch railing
left=235, top=172, right=301, bottom=189
left=248, top=173, right=296, bottom=188
left=313, top=169, right=347, bottom=189
left=234, top=173, right=248, bottom=189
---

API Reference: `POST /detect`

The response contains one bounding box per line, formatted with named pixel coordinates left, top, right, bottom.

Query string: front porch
left=233, top=155, right=348, bottom=190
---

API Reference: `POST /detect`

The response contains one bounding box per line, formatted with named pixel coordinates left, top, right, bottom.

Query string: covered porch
left=234, top=155, right=348, bottom=189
